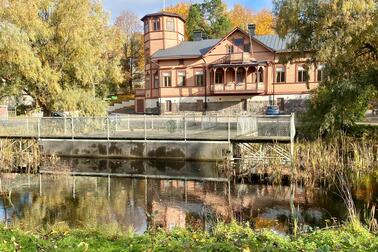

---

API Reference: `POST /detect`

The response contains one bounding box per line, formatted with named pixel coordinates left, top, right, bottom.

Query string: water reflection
left=0, top=159, right=376, bottom=234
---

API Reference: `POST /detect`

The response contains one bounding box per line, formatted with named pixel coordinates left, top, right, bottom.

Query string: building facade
left=135, top=12, right=323, bottom=115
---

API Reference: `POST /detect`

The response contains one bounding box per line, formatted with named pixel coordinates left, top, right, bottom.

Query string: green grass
left=0, top=222, right=377, bottom=251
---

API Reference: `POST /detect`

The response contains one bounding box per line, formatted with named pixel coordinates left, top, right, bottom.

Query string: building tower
left=138, top=12, right=185, bottom=113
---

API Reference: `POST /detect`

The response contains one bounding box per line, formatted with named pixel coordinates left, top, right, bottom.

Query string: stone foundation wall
left=154, top=98, right=309, bottom=115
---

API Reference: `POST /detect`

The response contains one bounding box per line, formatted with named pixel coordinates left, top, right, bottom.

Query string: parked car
left=265, top=105, right=280, bottom=115
left=51, top=112, right=71, bottom=117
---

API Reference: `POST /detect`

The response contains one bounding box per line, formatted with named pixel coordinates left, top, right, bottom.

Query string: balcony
left=211, top=52, right=252, bottom=65
left=230, top=52, right=251, bottom=63
left=211, top=82, right=265, bottom=95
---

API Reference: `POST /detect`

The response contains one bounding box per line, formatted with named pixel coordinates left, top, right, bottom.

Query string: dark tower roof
left=141, top=12, right=186, bottom=22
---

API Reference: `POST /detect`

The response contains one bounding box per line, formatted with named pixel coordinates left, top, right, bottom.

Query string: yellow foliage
left=164, top=2, right=191, bottom=20
left=229, top=4, right=275, bottom=35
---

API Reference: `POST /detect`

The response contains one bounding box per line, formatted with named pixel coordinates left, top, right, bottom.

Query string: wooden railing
left=211, top=82, right=264, bottom=94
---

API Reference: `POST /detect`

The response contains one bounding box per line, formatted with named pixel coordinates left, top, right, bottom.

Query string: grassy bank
left=0, top=222, right=377, bottom=252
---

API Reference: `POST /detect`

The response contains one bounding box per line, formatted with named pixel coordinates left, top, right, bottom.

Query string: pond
left=0, top=158, right=377, bottom=234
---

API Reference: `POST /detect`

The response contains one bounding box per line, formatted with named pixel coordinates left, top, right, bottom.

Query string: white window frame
left=163, top=72, right=171, bottom=87
left=177, top=72, right=186, bottom=87
left=195, top=71, right=205, bottom=86
left=275, top=66, right=285, bottom=83
left=297, top=66, right=308, bottom=82
left=317, top=64, right=325, bottom=82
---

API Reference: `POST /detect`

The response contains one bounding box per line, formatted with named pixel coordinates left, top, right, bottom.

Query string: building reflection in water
left=0, top=159, right=363, bottom=234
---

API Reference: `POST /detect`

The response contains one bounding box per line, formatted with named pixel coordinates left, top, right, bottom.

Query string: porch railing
left=211, top=82, right=265, bottom=94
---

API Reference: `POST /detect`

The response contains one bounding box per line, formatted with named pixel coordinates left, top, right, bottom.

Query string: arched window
left=144, top=20, right=149, bottom=33
left=215, top=69, right=223, bottom=84
left=153, top=17, right=160, bottom=31
left=237, top=68, right=245, bottom=83
left=257, top=68, right=264, bottom=83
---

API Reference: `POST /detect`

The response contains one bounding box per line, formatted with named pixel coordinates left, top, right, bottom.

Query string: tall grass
left=295, top=137, right=377, bottom=187
left=0, top=139, right=58, bottom=173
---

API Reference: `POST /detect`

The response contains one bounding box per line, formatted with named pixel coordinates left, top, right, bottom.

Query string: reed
left=0, top=139, right=58, bottom=173
left=294, top=137, right=377, bottom=187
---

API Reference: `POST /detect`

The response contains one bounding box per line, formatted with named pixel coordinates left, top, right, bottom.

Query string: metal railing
left=0, top=114, right=295, bottom=141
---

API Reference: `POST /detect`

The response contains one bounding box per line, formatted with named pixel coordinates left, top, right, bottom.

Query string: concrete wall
left=144, top=94, right=310, bottom=115
left=40, top=139, right=231, bottom=162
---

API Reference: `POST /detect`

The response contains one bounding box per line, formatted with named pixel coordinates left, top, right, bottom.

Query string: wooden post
left=245, top=67, right=248, bottom=90
left=223, top=68, right=227, bottom=91
left=234, top=67, right=237, bottom=90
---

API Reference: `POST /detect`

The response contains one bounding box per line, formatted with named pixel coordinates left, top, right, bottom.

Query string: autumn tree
left=229, top=4, right=254, bottom=31
left=254, top=10, right=274, bottom=35
left=0, top=0, right=123, bottom=115
left=229, top=4, right=274, bottom=35
left=115, top=10, right=144, bottom=93
left=274, top=0, right=378, bottom=135
left=164, top=2, right=191, bottom=20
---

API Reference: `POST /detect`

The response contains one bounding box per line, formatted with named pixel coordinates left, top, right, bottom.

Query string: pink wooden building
left=135, top=12, right=324, bottom=114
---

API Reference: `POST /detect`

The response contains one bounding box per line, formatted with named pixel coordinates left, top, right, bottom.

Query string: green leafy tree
left=273, top=0, right=378, bottom=136
left=201, top=0, right=232, bottom=38
left=0, top=0, right=124, bottom=115
left=186, top=0, right=232, bottom=40
left=186, top=4, right=207, bottom=40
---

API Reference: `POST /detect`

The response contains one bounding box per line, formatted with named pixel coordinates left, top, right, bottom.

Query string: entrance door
left=136, top=99, right=144, bottom=113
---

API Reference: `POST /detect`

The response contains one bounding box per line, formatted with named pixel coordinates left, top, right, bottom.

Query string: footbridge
left=0, top=114, right=295, bottom=162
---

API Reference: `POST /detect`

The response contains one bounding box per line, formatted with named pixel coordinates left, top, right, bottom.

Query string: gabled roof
left=151, top=27, right=292, bottom=60
left=152, top=39, right=220, bottom=59
left=203, top=27, right=275, bottom=56
left=141, top=12, right=185, bottom=22
left=254, top=35, right=292, bottom=52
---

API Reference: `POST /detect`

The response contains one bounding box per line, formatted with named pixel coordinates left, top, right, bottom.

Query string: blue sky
left=103, top=0, right=273, bottom=23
